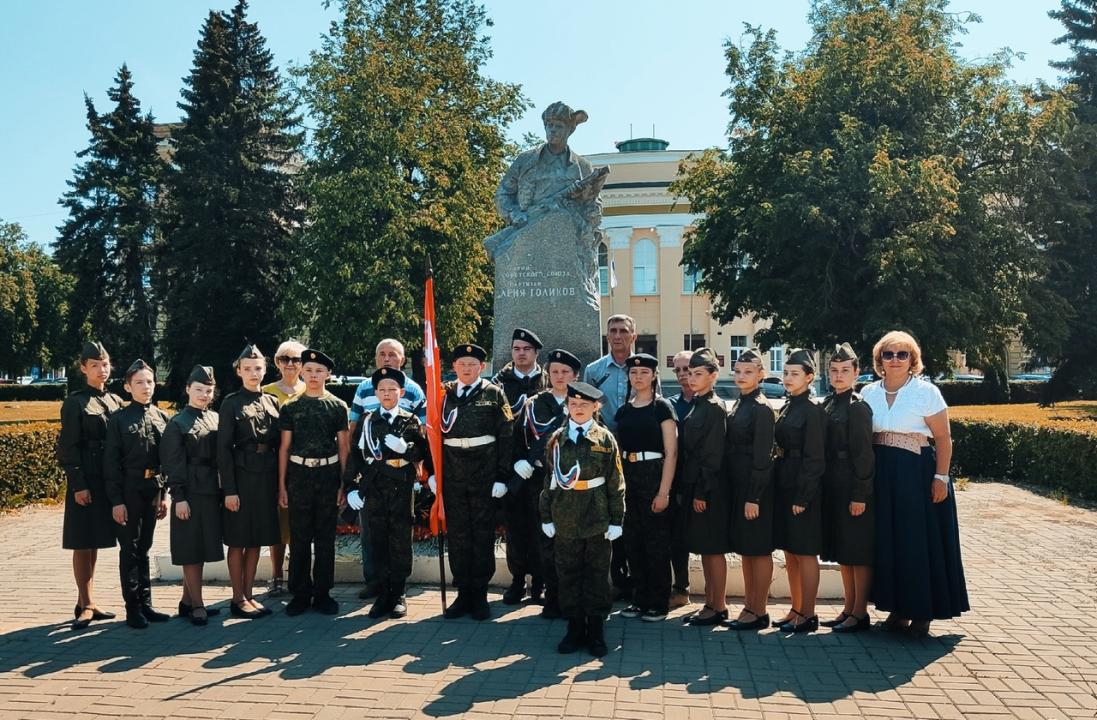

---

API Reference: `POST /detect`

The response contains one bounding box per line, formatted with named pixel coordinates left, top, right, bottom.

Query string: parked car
left=16, top=376, right=33, bottom=385
left=1010, top=373, right=1052, bottom=382
left=760, top=376, right=786, bottom=399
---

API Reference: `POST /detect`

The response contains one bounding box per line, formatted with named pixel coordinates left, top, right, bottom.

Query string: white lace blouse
left=861, top=376, right=947, bottom=437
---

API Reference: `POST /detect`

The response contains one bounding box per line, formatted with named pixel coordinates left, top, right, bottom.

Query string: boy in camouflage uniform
left=278, top=349, right=349, bottom=617
left=540, top=381, right=625, bottom=657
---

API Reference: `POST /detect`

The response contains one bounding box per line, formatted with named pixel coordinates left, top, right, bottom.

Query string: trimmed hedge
left=952, top=418, right=1097, bottom=500
left=0, top=422, right=64, bottom=510
left=0, top=384, right=67, bottom=402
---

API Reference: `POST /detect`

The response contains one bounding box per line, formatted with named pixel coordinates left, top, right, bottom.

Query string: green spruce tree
left=54, top=64, right=160, bottom=368
left=157, top=0, right=303, bottom=397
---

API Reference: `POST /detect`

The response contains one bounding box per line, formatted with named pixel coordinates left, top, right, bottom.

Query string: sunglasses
left=277, top=356, right=302, bottom=364
left=881, top=350, right=911, bottom=362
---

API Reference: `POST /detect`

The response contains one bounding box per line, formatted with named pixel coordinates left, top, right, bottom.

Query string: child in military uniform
left=105, top=359, right=171, bottom=629
left=344, top=367, right=430, bottom=620
left=540, top=381, right=625, bottom=658
left=278, top=349, right=349, bottom=617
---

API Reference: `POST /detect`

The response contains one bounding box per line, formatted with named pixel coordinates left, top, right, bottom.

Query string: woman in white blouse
left=861, top=331, right=969, bottom=638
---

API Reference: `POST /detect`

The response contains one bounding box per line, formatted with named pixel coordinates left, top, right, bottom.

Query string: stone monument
left=484, top=101, right=609, bottom=369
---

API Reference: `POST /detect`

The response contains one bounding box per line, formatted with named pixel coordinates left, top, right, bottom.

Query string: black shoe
left=231, top=602, right=262, bottom=619
left=877, top=614, right=909, bottom=633
left=833, top=614, right=871, bottom=634
left=640, top=609, right=667, bottom=623
left=820, top=611, right=850, bottom=628
left=688, top=608, right=728, bottom=626
left=470, top=588, right=491, bottom=621
left=313, top=595, right=339, bottom=615
left=725, top=610, right=770, bottom=631
left=177, top=601, right=220, bottom=618
left=443, top=590, right=471, bottom=619
left=72, top=606, right=94, bottom=630
left=529, top=578, right=544, bottom=603
left=125, top=607, right=149, bottom=629
left=620, top=604, right=643, bottom=619
left=502, top=580, right=525, bottom=605
left=587, top=616, right=608, bottom=657
left=357, top=582, right=382, bottom=600
left=389, top=596, right=408, bottom=619
left=540, top=600, right=561, bottom=619
left=190, top=607, right=210, bottom=626
left=285, top=596, right=310, bottom=616
left=771, top=611, right=796, bottom=628
left=369, top=595, right=393, bottom=619
left=75, top=604, right=115, bottom=621
left=780, top=614, right=819, bottom=634
left=907, top=620, right=931, bottom=638
left=557, top=618, right=586, bottom=654
left=141, top=605, right=171, bottom=623
left=246, top=599, right=272, bottom=616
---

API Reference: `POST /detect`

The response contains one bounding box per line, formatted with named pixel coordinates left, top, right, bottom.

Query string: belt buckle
left=305, top=457, right=320, bottom=468
left=774, top=448, right=784, bottom=459
left=143, top=468, right=157, bottom=479
left=386, top=459, right=402, bottom=468
left=627, top=452, right=640, bottom=463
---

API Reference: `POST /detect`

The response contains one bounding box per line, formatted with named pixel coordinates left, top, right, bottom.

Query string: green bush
left=0, top=384, right=68, bottom=402
left=0, top=422, right=65, bottom=509
left=952, top=418, right=1097, bottom=500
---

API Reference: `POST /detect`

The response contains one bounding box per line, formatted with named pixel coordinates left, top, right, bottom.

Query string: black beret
left=302, top=348, right=335, bottom=371
left=371, top=366, right=406, bottom=388
left=125, top=359, right=154, bottom=379
left=187, top=365, right=216, bottom=385
left=80, top=341, right=108, bottom=363
left=832, top=342, right=858, bottom=363
left=786, top=348, right=816, bottom=374
left=546, top=348, right=581, bottom=372
left=566, top=381, right=604, bottom=403
left=235, top=343, right=264, bottom=363
left=626, top=353, right=658, bottom=370
left=688, top=347, right=719, bottom=370
left=735, top=347, right=764, bottom=364
left=451, top=343, right=487, bottom=362
left=511, top=328, right=543, bottom=350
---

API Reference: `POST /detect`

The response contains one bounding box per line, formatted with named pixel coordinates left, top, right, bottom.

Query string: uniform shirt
left=678, top=390, right=727, bottom=501
left=539, top=420, right=625, bottom=539
left=262, top=379, right=305, bottom=406
left=217, top=388, right=280, bottom=496
left=57, top=384, right=124, bottom=492
left=725, top=387, right=775, bottom=504
left=279, top=391, right=349, bottom=458
left=441, top=379, right=514, bottom=482
left=492, top=362, right=549, bottom=416
left=582, top=354, right=629, bottom=433
left=822, top=389, right=875, bottom=503
left=162, top=406, right=220, bottom=502
left=103, top=402, right=171, bottom=506
left=774, top=391, right=826, bottom=507
left=348, top=375, right=426, bottom=424
left=343, top=407, right=427, bottom=494
left=861, top=377, right=947, bottom=437
left=614, top=397, right=677, bottom=453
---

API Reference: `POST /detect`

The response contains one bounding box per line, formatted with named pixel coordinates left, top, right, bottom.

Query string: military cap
left=511, top=327, right=543, bottom=350
left=735, top=347, right=764, bottom=365
left=546, top=348, right=581, bottom=373
left=566, top=381, right=604, bottom=403
left=786, top=348, right=816, bottom=374
left=626, top=353, right=658, bottom=370
left=688, top=347, right=720, bottom=370
left=832, top=342, right=858, bottom=363
left=451, top=343, right=487, bottom=362
left=371, top=366, right=406, bottom=388
left=235, top=343, right=264, bottom=363
left=80, top=341, right=108, bottom=363
left=187, top=365, right=216, bottom=385
left=302, top=348, right=335, bottom=371
left=124, top=359, right=153, bottom=379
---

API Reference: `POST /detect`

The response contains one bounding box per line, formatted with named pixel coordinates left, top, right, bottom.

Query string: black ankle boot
left=470, top=587, right=491, bottom=620
left=502, top=579, right=525, bottom=605
left=557, top=618, right=586, bottom=653
left=443, top=589, right=471, bottom=619
left=125, top=606, right=149, bottom=629
left=587, top=616, right=608, bottom=657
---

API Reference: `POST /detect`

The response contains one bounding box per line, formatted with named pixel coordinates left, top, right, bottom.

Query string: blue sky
left=0, top=1, right=1066, bottom=249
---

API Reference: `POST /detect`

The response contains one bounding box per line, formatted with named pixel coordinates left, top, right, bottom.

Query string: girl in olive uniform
left=724, top=348, right=777, bottom=631
left=616, top=353, right=678, bottom=622
left=772, top=349, right=826, bottom=633
left=163, top=366, right=223, bottom=626
left=59, top=341, right=124, bottom=629
left=678, top=348, right=729, bottom=627
left=820, top=343, right=875, bottom=633
left=104, top=359, right=171, bottom=629
left=218, top=344, right=281, bottom=619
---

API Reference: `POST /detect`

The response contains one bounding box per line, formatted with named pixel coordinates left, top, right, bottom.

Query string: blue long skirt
left=872, top=445, right=969, bottom=621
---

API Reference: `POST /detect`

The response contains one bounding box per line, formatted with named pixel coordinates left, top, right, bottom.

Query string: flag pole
left=423, top=256, right=448, bottom=613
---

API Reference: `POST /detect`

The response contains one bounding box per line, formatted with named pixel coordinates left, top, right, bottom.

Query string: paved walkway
left=0, top=481, right=1095, bottom=719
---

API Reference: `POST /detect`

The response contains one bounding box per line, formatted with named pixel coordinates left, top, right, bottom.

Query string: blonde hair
left=274, top=340, right=307, bottom=365
left=872, top=330, right=924, bottom=377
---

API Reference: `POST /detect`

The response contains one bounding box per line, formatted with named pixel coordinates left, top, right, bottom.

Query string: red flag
left=424, top=266, right=446, bottom=535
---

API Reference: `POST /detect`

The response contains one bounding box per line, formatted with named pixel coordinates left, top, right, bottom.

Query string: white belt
left=289, top=454, right=339, bottom=468
left=443, top=435, right=495, bottom=449
left=561, top=476, right=605, bottom=491
left=623, top=451, right=663, bottom=463
left=366, top=458, right=410, bottom=468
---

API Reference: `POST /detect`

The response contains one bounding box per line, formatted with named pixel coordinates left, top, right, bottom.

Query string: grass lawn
left=951, top=401, right=1097, bottom=434
left=0, top=400, right=175, bottom=425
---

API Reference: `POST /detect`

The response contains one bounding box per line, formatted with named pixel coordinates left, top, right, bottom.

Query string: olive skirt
left=222, top=467, right=281, bottom=549
left=170, top=494, right=225, bottom=565
left=820, top=462, right=874, bottom=565
left=62, top=473, right=117, bottom=550
left=681, top=479, right=731, bottom=555
left=727, top=453, right=775, bottom=557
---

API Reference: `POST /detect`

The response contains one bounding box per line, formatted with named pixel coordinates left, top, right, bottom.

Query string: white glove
left=491, top=481, right=508, bottom=499
left=513, top=460, right=534, bottom=479
left=413, top=481, right=422, bottom=493
left=604, top=525, right=623, bottom=541
left=427, top=475, right=437, bottom=494
left=384, top=434, right=408, bottom=454
left=346, top=490, right=365, bottom=511
left=541, top=522, right=556, bottom=538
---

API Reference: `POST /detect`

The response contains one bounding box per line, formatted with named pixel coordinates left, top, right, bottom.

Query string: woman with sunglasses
left=261, top=339, right=307, bottom=595
left=861, top=331, right=968, bottom=638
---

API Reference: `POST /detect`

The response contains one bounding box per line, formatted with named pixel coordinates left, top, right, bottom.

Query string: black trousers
left=116, top=482, right=160, bottom=609
left=556, top=535, right=611, bottom=619
left=286, top=464, right=340, bottom=600
left=504, top=478, right=542, bottom=585
left=443, top=475, right=497, bottom=591
left=670, top=489, right=690, bottom=594
left=623, top=461, right=672, bottom=612
left=365, top=474, right=415, bottom=595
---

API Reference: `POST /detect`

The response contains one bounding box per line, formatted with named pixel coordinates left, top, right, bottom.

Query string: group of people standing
left=56, top=315, right=968, bottom=659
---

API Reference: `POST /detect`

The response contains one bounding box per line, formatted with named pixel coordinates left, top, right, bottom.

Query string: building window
left=769, top=345, right=785, bottom=373
left=729, top=336, right=749, bottom=362
left=636, top=334, right=658, bottom=357
left=598, top=243, right=610, bottom=296
left=683, top=334, right=705, bottom=351
left=632, top=238, right=657, bottom=295
left=683, top=265, right=699, bottom=294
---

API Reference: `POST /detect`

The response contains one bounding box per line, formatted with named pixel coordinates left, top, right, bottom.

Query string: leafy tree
left=0, top=221, right=74, bottom=376
left=675, top=0, right=1071, bottom=373
left=157, top=0, right=303, bottom=397
left=54, top=64, right=160, bottom=368
left=290, top=0, right=527, bottom=372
